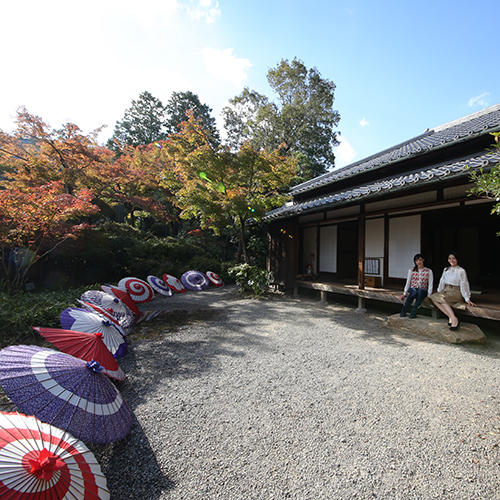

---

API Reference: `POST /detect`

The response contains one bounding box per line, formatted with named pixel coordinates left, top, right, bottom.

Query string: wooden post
left=358, top=207, right=366, bottom=290
left=320, top=291, right=327, bottom=303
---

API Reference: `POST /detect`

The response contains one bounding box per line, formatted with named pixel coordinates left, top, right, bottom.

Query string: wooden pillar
left=320, top=290, right=327, bottom=303
left=357, top=206, right=366, bottom=290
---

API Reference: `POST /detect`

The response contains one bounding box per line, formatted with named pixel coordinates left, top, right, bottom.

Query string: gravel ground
left=93, top=287, right=500, bottom=500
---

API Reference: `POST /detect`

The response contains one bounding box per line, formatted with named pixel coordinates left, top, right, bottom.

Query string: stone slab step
left=386, top=314, right=487, bottom=344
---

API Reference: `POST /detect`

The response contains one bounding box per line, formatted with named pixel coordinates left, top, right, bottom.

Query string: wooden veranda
left=294, top=276, right=500, bottom=322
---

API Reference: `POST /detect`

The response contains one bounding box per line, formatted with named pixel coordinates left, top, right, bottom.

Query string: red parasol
left=101, top=285, right=142, bottom=323
left=0, top=411, right=109, bottom=498
left=33, top=327, right=126, bottom=381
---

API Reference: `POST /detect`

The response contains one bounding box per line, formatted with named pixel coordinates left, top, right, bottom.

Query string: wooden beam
left=357, top=207, right=366, bottom=290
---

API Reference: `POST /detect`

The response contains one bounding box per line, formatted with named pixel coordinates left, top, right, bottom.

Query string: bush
left=0, top=286, right=95, bottom=348
left=31, top=222, right=237, bottom=288
left=228, top=263, right=272, bottom=296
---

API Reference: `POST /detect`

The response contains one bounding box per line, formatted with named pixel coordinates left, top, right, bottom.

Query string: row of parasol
left=0, top=270, right=223, bottom=498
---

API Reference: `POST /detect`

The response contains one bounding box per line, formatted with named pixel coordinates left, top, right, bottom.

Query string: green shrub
left=0, top=286, right=93, bottom=348
left=228, top=263, right=272, bottom=296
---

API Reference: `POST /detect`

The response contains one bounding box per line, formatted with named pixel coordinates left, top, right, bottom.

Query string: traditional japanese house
left=265, top=104, right=500, bottom=321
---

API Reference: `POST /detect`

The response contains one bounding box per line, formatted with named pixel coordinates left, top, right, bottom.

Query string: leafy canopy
left=164, top=90, right=220, bottom=144
left=108, top=91, right=168, bottom=149
left=223, top=57, right=340, bottom=180
left=160, top=112, right=296, bottom=261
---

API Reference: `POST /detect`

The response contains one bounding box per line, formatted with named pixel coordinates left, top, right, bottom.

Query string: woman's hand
left=400, top=294, right=406, bottom=301
left=466, top=300, right=476, bottom=307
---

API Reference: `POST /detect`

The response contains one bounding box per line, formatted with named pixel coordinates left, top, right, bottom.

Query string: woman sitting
left=428, top=252, right=476, bottom=330
left=400, top=253, right=433, bottom=318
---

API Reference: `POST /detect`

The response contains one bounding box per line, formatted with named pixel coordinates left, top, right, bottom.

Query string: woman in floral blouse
left=400, top=253, right=433, bottom=319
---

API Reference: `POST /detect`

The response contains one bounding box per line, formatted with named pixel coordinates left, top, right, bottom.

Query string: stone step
left=386, top=314, right=487, bottom=344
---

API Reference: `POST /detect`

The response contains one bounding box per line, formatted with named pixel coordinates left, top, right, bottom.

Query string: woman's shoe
left=449, top=320, right=460, bottom=331
left=448, top=322, right=451, bottom=326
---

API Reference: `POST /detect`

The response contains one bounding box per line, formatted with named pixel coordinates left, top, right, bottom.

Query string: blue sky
left=1, top=0, right=498, bottom=168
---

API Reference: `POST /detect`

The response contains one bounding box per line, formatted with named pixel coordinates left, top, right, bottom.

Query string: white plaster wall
left=302, top=226, right=317, bottom=273
left=388, top=215, right=421, bottom=278
left=319, top=225, right=337, bottom=272
left=365, top=218, right=384, bottom=276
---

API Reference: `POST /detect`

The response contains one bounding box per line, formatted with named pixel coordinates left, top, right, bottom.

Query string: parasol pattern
left=80, top=290, right=135, bottom=331
left=0, top=346, right=133, bottom=444
left=162, top=273, right=186, bottom=293
left=118, top=278, right=154, bottom=303
left=206, top=271, right=224, bottom=287
left=181, top=270, right=210, bottom=291
left=60, top=308, right=127, bottom=358
left=33, top=327, right=126, bottom=381
left=101, top=285, right=142, bottom=323
left=0, top=411, right=110, bottom=499
left=147, top=275, right=173, bottom=296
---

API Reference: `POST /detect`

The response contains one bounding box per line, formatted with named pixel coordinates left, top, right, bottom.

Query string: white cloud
left=468, top=92, right=490, bottom=108
left=186, top=0, right=221, bottom=23
left=335, top=136, right=356, bottom=168
left=201, top=48, right=252, bottom=87
left=359, top=117, right=369, bottom=127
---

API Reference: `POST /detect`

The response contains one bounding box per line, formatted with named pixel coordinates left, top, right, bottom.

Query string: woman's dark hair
left=445, top=251, right=459, bottom=271
left=412, top=253, right=424, bottom=272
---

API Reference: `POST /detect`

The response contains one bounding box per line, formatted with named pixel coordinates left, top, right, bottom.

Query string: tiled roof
left=264, top=150, right=500, bottom=221
left=290, top=104, right=500, bottom=195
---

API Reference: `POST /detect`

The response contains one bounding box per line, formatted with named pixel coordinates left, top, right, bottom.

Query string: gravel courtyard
left=96, top=287, right=500, bottom=500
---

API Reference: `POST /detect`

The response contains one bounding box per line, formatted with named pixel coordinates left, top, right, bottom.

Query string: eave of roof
left=290, top=103, right=500, bottom=196
left=264, top=150, right=500, bottom=221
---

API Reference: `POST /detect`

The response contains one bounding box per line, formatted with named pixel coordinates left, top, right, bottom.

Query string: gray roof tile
left=265, top=150, right=500, bottom=221
left=290, top=104, right=500, bottom=195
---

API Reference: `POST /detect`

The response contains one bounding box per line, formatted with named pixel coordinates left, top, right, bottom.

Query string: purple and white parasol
left=0, top=346, right=133, bottom=443
left=206, top=271, right=224, bottom=287
left=147, top=275, right=173, bottom=296
left=181, top=270, right=210, bottom=291
left=80, top=290, right=135, bottom=331
left=118, top=277, right=154, bottom=303
left=60, top=308, right=127, bottom=358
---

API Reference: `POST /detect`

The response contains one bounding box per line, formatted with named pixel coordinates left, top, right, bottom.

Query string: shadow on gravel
left=91, top=416, right=174, bottom=500
left=290, top=293, right=500, bottom=358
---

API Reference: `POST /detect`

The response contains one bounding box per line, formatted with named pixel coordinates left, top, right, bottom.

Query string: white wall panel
left=388, top=215, right=421, bottom=278
left=319, top=225, right=337, bottom=272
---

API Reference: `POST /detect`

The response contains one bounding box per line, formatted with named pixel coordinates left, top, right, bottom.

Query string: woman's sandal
left=449, top=320, right=460, bottom=331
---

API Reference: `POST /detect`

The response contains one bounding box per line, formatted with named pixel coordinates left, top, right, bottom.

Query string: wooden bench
left=294, top=279, right=500, bottom=322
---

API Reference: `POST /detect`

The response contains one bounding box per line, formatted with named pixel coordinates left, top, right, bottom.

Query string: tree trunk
left=239, top=217, right=249, bottom=263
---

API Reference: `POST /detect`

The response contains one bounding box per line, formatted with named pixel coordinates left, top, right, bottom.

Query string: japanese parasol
left=162, top=273, right=186, bottom=293
left=205, top=271, right=224, bottom=287
left=117, top=277, right=154, bottom=303
left=80, top=289, right=135, bottom=331
left=78, top=301, right=131, bottom=336
left=33, top=327, right=125, bottom=381
left=0, top=411, right=109, bottom=499
left=0, top=345, right=133, bottom=443
left=146, top=275, right=173, bottom=296
left=181, top=270, right=210, bottom=291
left=101, top=285, right=142, bottom=323
left=60, top=308, right=127, bottom=359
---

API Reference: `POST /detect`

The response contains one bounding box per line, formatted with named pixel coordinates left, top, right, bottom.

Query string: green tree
left=469, top=133, right=500, bottom=231
left=223, top=57, right=340, bottom=180
left=165, top=90, right=220, bottom=144
left=108, top=91, right=167, bottom=149
left=161, top=113, right=296, bottom=262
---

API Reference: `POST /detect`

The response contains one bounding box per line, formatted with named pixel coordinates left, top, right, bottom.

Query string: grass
left=0, top=286, right=100, bottom=348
